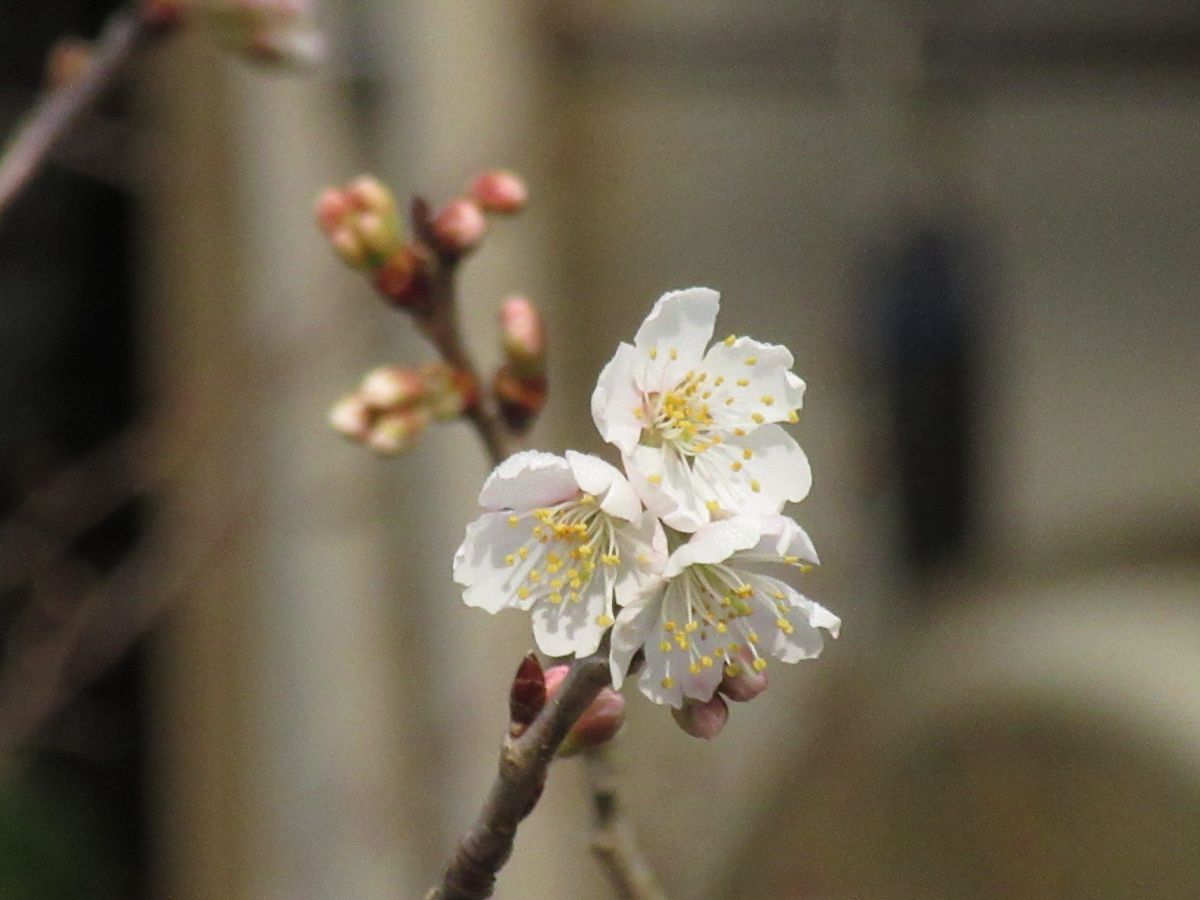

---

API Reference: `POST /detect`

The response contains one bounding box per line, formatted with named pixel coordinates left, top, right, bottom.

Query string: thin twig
left=0, top=6, right=162, bottom=222
left=428, top=654, right=613, bottom=900
left=583, top=746, right=669, bottom=900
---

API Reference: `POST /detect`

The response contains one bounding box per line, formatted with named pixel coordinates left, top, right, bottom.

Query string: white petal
left=637, top=636, right=685, bottom=708
left=453, top=512, right=541, bottom=612
left=664, top=517, right=762, bottom=577
left=624, top=444, right=709, bottom=532
left=478, top=451, right=578, bottom=510
left=609, top=585, right=662, bottom=689
left=566, top=450, right=643, bottom=523
left=746, top=576, right=838, bottom=662
left=591, top=342, right=645, bottom=455
left=699, top=337, right=804, bottom=431
left=631, top=288, right=719, bottom=394
left=532, top=585, right=608, bottom=658
left=696, top=425, right=811, bottom=515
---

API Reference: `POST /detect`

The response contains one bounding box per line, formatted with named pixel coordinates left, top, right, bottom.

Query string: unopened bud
left=470, top=170, right=528, bottom=214
left=544, top=666, right=626, bottom=755
left=141, top=0, right=185, bottom=29
left=509, top=653, right=546, bottom=737
left=494, top=366, right=547, bottom=432
left=315, top=176, right=403, bottom=270
left=717, top=659, right=769, bottom=703
left=328, top=393, right=372, bottom=441
left=430, top=199, right=487, bottom=256
left=374, top=244, right=432, bottom=309
left=500, top=296, right=546, bottom=377
left=365, top=408, right=429, bottom=456
left=671, top=695, right=729, bottom=740
left=360, top=365, right=424, bottom=410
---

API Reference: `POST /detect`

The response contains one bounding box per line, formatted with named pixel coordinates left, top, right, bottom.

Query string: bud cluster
left=427, top=169, right=529, bottom=259
left=329, top=362, right=477, bottom=455
left=507, top=655, right=625, bottom=753
left=493, top=296, right=548, bottom=432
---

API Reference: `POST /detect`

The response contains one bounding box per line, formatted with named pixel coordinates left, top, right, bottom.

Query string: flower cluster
left=455, top=288, right=839, bottom=731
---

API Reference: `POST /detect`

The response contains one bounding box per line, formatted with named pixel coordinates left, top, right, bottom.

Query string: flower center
left=641, top=371, right=718, bottom=456
left=504, top=494, right=622, bottom=616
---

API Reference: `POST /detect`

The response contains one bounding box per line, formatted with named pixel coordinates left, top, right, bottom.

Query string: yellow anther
left=735, top=585, right=753, bottom=598
left=569, top=578, right=582, bottom=590
left=725, top=397, right=736, bottom=406
left=772, top=589, right=786, bottom=600
left=724, top=663, right=742, bottom=677
left=737, top=378, right=749, bottom=387
left=701, top=656, right=714, bottom=669
left=734, top=428, right=747, bottom=436
left=787, top=410, right=799, bottom=423
left=518, top=547, right=529, bottom=559
left=569, top=591, right=581, bottom=603
left=750, top=479, right=762, bottom=493
left=659, top=640, right=672, bottom=653
left=648, top=347, right=658, bottom=360
left=532, top=525, right=544, bottom=538
left=747, top=632, right=760, bottom=645
left=517, top=586, right=531, bottom=600
left=685, top=621, right=699, bottom=633
left=507, top=514, right=520, bottom=527
left=648, top=474, right=662, bottom=486
left=633, top=407, right=644, bottom=420
left=716, top=622, right=728, bottom=633
left=504, top=554, right=516, bottom=566
left=661, top=676, right=675, bottom=689
left=596, top=614, right=614, bottom=627
left=580, top=493, right=596, bottom=505
left=761, top=395, right=775, bottom=406
left=664, top=621, right=676, bottom=632
left=743, top=448, right=753, bottom=460
left=714, top=376, right=725, bottom=386
left=745, top=356, right=758, bottom=366
left=702, top=390, right=713, bottom=399
left=775, top=617, right=792, bottom=631
left=783, top=555, right=799, bottom=564
left=549, top=593, right=563, bottom=604
left=731, top=461, right=742, bottom=472
left=550, top=578, right=564, bottom=589
left=529, top=569, right=541, bottom=582
left=724, top=334, right=736, bottom=347
left=669, top=347, right=678, bottom=360
left=689, top=662, right=702, bottom=675
left=705, top=499, right=720, bottom=513
left=799, top=564, right=814, bottom=574
left=577, top=544, right=593, bottom=557
left=752, top=658, right=768, bottom=672
left=752, top=412, right=765, bottom=424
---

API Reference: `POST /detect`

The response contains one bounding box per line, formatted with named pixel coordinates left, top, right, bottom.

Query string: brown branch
left=428, top=654, right=613, bottom=900
left=0, top=6, right=166, bottom=222
left=583, top=746, right=669, bottom=900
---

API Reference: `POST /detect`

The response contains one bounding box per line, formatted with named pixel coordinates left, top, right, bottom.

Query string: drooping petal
left=742, top=513, right=820, bottom=564
left=591, top=342, right=645, bottom=455
left=478, top=450, right=578, bottom=510
left=566, top=450, right=643, bottom=524
left=610, top=588, right=661, bottom=689
left=631, top=288, right=719, bottom=394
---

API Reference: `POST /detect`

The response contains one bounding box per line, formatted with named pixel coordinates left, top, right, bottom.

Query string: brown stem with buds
left=427, top=654, right=613, bottom=900
left=0, top=7, right=168, bottom=223
left=584, top=747, right=669, bottom=900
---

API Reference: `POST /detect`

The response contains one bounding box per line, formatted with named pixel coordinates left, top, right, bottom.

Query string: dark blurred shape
left=869, top=224, right=982, bottom=579
left=0, top=0, right=149, bottom=897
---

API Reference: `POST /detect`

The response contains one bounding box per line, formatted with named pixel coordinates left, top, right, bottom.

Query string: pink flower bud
left=328, top=393, right=372, bottom=441
left=500, top=296, right=546, bottom=376
left=346, top=175, right=396, bottom=216
left=509, top=653, right=546, bottom=737
left=365, top=408, right=429, bottom=455
left=314, top=189, right=350, bottom=233
left=717, top=661, right=769, bottom=703
left=671, top=695, right=729, bottom=740
left=315, top=177, right=403, bottom=269
left=329, top=227, right=369, bottom=269
left=470, top=170, right=528, bottom=214
left=430, top=199, right=488, bottom=256
left=359, top=366, right=424, bottom=410
left=421, top=364, right=478, bottom=421
left=544, top=665, right=626, bottom=755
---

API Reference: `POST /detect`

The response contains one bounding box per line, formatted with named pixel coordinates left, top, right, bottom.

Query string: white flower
left=591, top=287, right=811, bottom=532
left=609, top=515, right=838, bottom=708
left=453, top=450, right=666, bottom=658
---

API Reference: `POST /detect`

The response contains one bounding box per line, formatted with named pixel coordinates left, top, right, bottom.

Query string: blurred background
left=0, top=1, right=1198, bottom=898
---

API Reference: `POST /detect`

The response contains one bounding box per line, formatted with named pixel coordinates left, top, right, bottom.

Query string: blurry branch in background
left=0, top=6, right=167, bottom=223
left=318, top=171, right=665, bottom=898
left=0, top=423, right=235, bottom=769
